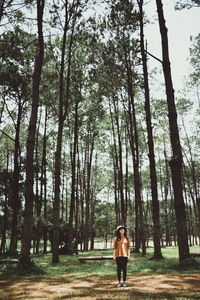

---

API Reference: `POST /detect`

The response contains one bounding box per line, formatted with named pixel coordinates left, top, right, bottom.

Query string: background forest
left=0, top=0, right=200, bottom=266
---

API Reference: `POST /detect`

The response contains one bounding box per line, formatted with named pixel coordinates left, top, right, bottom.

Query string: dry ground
left=1, top=273, right=200, bottom=299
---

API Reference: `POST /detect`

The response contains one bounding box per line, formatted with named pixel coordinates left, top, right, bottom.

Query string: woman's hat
left=116, top=225, right=126, bottom=231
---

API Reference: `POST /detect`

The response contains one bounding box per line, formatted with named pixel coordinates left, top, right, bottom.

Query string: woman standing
left=113, top=225, right=131, bottom=287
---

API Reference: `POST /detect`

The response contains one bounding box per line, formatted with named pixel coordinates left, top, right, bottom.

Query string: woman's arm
left=128, top=249, right=130, bottom=260
left=113, top=237, right=117, bottom=259
left=113, top=248, right=116, bottom=260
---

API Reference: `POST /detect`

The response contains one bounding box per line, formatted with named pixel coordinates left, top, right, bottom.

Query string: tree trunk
left=163, top=145, right=171, bottom=246
left=67, top=97, right=79, bottom=254
left=155, top=0, right=190, bottom=261
left=21, top=0, right=44, bottom=257
left=85, top=135, right=94, bottom=251
left=79, top=155, right=84, bottom=252
left=9, top=98, right=22, bottom=256
left=0, top=157, right=9, bottom=255
left=52, top=1, right=76, bottom=262
left=90, top=153, right=98, bottom=250
left=52, top=2, right=68, bottom=263
left=109, top=101, right=120, bottom=225
left=42, top=108, right=48, bottom=253
left=183, top=175, right=192, bottom=247
left=35, top=108, right=42, bottom=254
left=69, top=98, right=79, bottom=226
left=125, top=128, right=129, bottom=218
left=126, top=104, right=140, bottom=253
left=113, top=96, right=126, bottom=226
left=138, top=0, right=162, bottom=258
left=0, top=195, right=8, bottom=255
left=125, top=57, right=142, bottom=253
left=82, top=144, right=88, bottom=251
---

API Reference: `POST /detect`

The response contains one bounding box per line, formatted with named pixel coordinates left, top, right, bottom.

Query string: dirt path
left=1, top=273, right=200, bottom=299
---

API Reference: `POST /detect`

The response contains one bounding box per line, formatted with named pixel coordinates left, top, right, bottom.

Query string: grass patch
left=0, top=246, right=200, bottom=280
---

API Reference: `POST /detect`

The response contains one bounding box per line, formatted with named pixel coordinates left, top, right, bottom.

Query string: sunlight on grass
left=34, top=245, right=199, bottom=280
left=0, top=246, right=200, bottom=281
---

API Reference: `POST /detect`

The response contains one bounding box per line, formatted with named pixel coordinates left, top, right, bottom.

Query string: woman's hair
left=116, top=227, right=128, bottom=241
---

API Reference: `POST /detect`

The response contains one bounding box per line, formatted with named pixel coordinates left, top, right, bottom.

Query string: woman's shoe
left=117, top=283, right=122, bottom=287
left=123, top=282, right=127, bottom=287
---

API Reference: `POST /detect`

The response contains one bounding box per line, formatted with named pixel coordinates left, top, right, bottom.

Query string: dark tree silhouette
left=155, top=0, right=190, bottom=261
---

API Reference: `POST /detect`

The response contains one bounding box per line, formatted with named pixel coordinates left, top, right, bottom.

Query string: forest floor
left=1, top=246, right=200, bottom=299
left=1, top=273, right=200, bottom=299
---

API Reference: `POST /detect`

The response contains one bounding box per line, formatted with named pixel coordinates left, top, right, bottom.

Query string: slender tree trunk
left=183, top=174, right=192, bottom=247
left=138, top=0, right=162, bottom=258
left=156, top=0, right=190, bottom=261
left=82, top=144, right=88, bottom=251
left=169, top=180, right=176, bottom=246
left=69, top=98, right=79, bottom=227
left=113, top=155, right=120, bottom=225
left=52, top=2, right=68, bottom=263
left=66, top=98, right=79, bottom=255
left=144, top=196, right=150, bottom=247
left=74, top=181, right=79, bottom=255
left=125, top=129, right=129, bottom=218
left=79, top=158, right=84, bottom=252
left=90, top=190, right=95, bottom=251
left=9, top=98, right=22, bottom=256
left=163, top=145, right=171, bottom=246
left=90, top=153, right=98, bottom=250
left=109, top=102, right=120, bottom=225
left=61, top=169, right=65, bottom=222
left=0, top=195, right=8, bottom=255
left=53, top=119, right=64, bottom=262
left=126, top=66, right=142, bottom=253
left=21, top=0, right=44, bottom=257
left=127, top=116, right=140, bottom=252
left=42, top=109, right=48, bottom=253
left=52, top=1, right=76, bottom=262
left=35, top=108, right=42, bottom=254
left=113, top=96, right=126, bottom=226
left=85, top=135, right=94, bottom=251
left=122, top=31, right=144, bottom=252
left=0, top=157, right=9, bottom=255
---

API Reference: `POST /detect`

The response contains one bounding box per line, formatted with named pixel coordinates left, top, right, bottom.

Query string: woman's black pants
left=116, top=257, right=128, bottom=282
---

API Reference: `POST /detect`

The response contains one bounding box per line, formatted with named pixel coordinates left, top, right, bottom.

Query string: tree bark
left=138, top=0, right=162, bottom=258
left=69, top=98, right=79, bottom=227
left=9, top=98, right=22, bottom=256
left=66, top=97, right=79, bottom=255
left=85, top=133, right=94, bottom=251
left=52, top=2, right=68, bottom=263
left=52, top=0, right=76, bottom=262
left=0, top=158, right=9, bottom=255
left=109, top=100, right=120, bottom=225
left=155, top=0, right=190, bottom=261
left=35, top=108, right=42, bottom=254
left=21, top=0, right=44, bottom=257
left=113, top=95, right=126, bottom=226
left=163, top=144, right=171, bottom=246
left=124, top=47, right=143, bottom=253
left=42, top=108, right=48, bottom=253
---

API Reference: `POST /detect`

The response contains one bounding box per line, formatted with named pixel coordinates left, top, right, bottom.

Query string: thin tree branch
left=0, top=129, right=15, bottom=142
left=145, top=50, right=163, bottom=64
